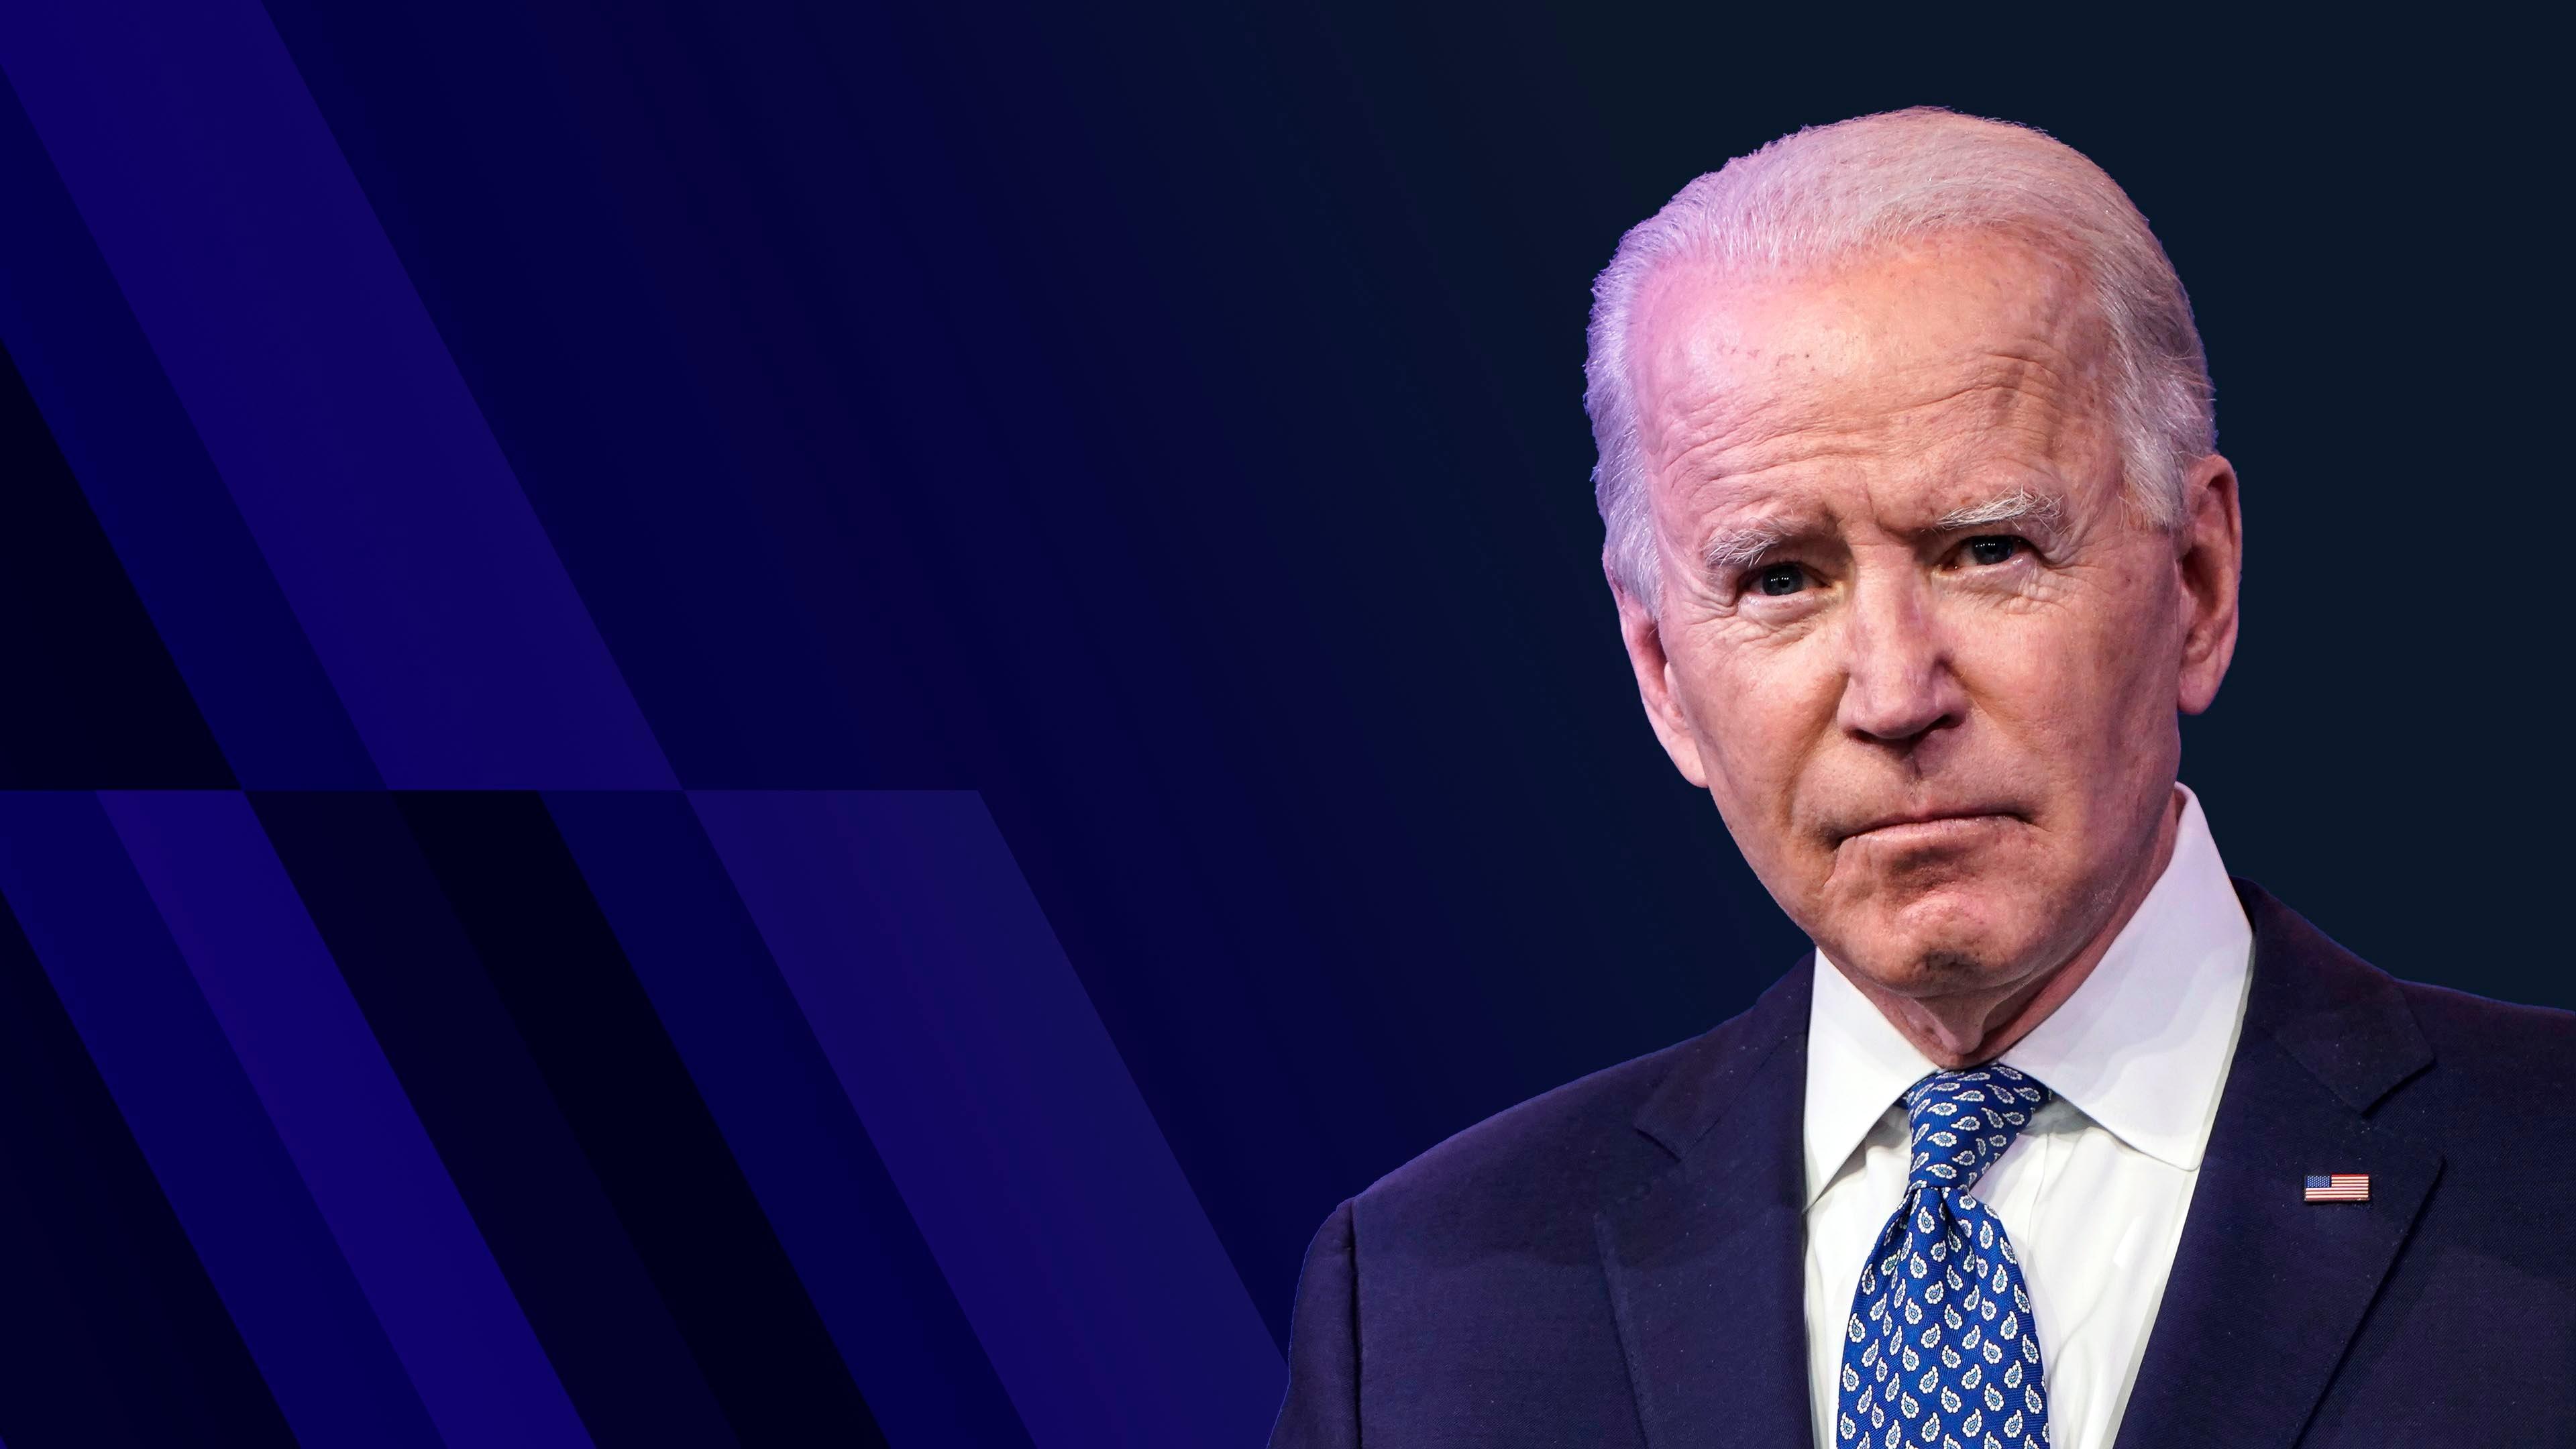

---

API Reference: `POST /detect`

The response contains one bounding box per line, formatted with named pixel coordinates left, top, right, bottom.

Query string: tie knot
left=1903, top=1065, right=2051, bottom=1194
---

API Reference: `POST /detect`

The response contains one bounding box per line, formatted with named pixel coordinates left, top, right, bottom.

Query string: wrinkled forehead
left=1629, top=235, right=2118, bottom=488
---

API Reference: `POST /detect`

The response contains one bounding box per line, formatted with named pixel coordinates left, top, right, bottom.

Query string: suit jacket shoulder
left=2116, top=882, right=2576, bottom=1449
left=1356, top=961, right=1808, bottom=1252
left=2227, top=880, right=2576, bottom=1140
left=2395, top=975, right=2576, bottom=1102
left=1360, top=954, right=1803, bottom=1268
left=1270, top=963, right=1813, bottom=1448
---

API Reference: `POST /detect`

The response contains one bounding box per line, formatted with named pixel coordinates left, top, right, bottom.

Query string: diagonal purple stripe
left=102, top=790, right=595, bottom=1449
left=0, top=792, right=442, bottom=1449
left=0, top=1, right=672, bottom=788
left=546, top=790, right=1035, bottom=1449
left=0, top=77, right=378, bottom=789
left=690, top=790, right=1283, bottom=1448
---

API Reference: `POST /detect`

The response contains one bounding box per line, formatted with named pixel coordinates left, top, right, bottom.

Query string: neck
left=1843, top=788, right=2186, bottom=1070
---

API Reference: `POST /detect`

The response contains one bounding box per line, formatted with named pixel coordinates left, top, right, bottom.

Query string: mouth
left=1829, top=808, right=2025, bottom=849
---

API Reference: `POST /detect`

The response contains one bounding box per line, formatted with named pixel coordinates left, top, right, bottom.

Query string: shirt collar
left=1801, top=784, right=2254, bottom=1206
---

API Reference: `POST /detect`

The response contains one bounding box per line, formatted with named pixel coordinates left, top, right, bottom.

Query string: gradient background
left=0, top=4, right=2560, bottom=1444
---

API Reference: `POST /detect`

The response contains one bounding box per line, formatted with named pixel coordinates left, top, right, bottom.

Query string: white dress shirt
left=1801, top=785, right=2254, bottom=1449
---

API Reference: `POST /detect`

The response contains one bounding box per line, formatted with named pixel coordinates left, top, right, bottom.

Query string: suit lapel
left=1598, top=963, right=1815, bottom=1449
left=2112, top=881, right=2440, bottom=1449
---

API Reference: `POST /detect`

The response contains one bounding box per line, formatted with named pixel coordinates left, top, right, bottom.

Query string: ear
left=2174, top=452, right=2243, bottom=714
left=1612, top=574, right=1713, bottom=788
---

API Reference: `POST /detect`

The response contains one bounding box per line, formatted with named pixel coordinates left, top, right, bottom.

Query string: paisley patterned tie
left=1836, top=1065, right=2054, bottom=1449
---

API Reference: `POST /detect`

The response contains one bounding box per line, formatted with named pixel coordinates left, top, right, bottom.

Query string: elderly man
left=1268, top=109, right=2574, bottom=1448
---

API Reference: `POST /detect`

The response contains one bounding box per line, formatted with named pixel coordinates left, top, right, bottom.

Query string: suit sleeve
left=1267, top=1198, right=1359, bottom=1448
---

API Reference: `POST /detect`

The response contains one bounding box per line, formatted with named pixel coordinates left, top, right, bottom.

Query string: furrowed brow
left=1931, top=486, right=2065, bottom=533
left=1700, top=521, right=1793, bottom=573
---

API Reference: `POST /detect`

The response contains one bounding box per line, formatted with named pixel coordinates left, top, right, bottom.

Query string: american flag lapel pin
left=2304, top=1173, right=2369, bottom=1203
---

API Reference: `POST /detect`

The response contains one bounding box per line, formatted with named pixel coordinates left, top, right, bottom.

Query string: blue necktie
left=1835, top=1065, right=2055, bottom=1449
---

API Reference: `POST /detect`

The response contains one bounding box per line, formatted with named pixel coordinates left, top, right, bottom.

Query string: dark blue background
left=0, top=5, right=2560, bottom=1444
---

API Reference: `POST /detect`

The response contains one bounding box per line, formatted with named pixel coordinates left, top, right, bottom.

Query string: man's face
left=1617, top=233, right=2238, bottom=1009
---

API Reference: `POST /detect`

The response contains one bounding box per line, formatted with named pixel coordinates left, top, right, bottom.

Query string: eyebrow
left=1931, top=486, right=2065, bottom=533
left=1700, top=521, right=1795, bottom=573
left=1696, top=486, right=2068, bottom=575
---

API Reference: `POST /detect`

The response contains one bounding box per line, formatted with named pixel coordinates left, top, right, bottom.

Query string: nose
left=1835, top=569, right=1965, bottom=748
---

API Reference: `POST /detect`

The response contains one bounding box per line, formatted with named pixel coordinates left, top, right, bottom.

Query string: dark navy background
left=0, top=5, right=2559, bottom=1444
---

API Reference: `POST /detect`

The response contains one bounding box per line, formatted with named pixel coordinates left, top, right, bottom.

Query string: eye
left=1962, top=535, right=2022, bottom=567
left=1754, top=562, right=1810, bottom=596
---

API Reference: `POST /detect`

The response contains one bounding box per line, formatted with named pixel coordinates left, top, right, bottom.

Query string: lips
left=1829, top=808, right=2023, bottom=847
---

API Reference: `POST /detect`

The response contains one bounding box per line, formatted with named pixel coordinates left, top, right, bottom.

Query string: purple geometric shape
left=102, top=790, right=594, bottom=1449
left=690, top=790, right=1283, bottom=1448
left=0, top=78, right=378, bottom=788
left=0, top=791, right=441, bottom=1449
left=0, top=1, right=672, bottom=788
left=546, top=790, right=1035, bottom=1447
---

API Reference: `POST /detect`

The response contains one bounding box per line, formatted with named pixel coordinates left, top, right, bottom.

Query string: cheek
left=1668, top=630, right=1841, bottom=806
left=1953, top=571, right=2182, bottom=775
left=1960, top=616, right=2097, bottom=735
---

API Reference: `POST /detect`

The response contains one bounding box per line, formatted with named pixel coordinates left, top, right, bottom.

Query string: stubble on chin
left=1835, top=925, right=2019, bottom=1004
left=1907, top=948, right=1999, bottom=989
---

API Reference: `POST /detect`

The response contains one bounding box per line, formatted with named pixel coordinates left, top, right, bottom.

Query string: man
left=1269, top=109, right=2575, bottom=1448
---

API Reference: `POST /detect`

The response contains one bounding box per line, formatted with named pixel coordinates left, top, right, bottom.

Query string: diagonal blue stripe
left=0, top=76, right=377, bottom=790
left=102, top=791, right=594, bottom=1449
left=0, top=1, right=672, bottom=788
left=547, top=790, right=1035, bottom=1449
left=248, top=788, right=743, bottom=1446
left=690, top=790, right=1283, bottom=1448
left=0, top=792, right=441, bottom=1449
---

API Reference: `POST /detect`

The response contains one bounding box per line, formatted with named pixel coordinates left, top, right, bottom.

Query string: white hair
left=1583, top=107, right=2216, bottom=606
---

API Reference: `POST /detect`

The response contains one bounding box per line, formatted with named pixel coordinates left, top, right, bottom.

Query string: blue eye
left=1964, top=536, right=2021, bottom=566
left=1756, top=563, right=1808, bottom=596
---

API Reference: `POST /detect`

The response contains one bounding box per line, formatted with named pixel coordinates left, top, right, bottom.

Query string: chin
left=1827, top=877, right=2055, bottom=998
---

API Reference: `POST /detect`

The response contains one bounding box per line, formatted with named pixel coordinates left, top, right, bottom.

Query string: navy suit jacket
left=1269, top=881, right=2576, bottom=1446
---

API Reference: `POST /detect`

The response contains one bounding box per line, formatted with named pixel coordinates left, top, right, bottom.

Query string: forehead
left=1629, top=235, right=2114, bottom=508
